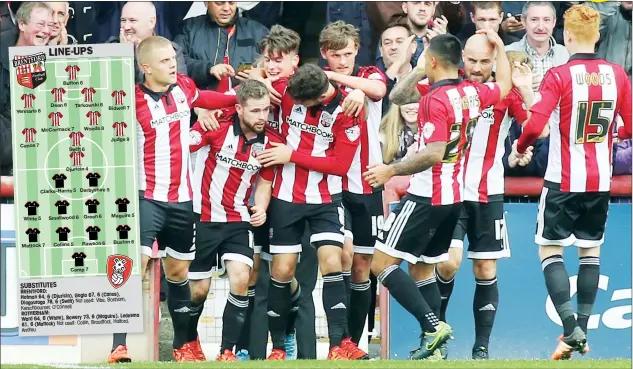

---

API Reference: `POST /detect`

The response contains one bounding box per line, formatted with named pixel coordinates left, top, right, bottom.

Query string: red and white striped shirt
left=21, top=93, right=35, bottom=108
left=336, top=65, right=387, bottom=195
left=112, top=90, right=126, bottom=105
left=409, top=79, right=501, bottom=205
left=190, top=116, right=280, bottom=222
left=463, top=88, right=528, bottom=202
left=51, top=88, right=66, bottom=102
left=48, top=112, right=63, bottom=126
left=271, top=82, right=364, bottom=204
left=86, top=111, right=101, bottom=125
left=82, top=87, right=96, bottom=102
left=70, top=151, right=84, bottom=166
left=69, top=131, right=84, bottom=146
left=112, top=122, right=127, bottom=136
left=135, top=73, right=238, bottom=203
left=518, top=53, right=632, bottom=193
left=22, top=128, right=36, bottom=142
left=65, top=65, right=80, bottom=80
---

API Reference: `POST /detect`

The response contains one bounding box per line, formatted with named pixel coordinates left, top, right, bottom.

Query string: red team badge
left=106, top=254, right=133, bottom=289
left=13, top=53, right=47, bottom=89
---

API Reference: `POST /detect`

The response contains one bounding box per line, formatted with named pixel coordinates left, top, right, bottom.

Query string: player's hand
left=363, top=163, right=395, bottom=188
left=343, top=89, right=365, bottom=117
left=50, top=25, right=69, bottom=45
left=476, top=28, right=504, bottom=49
left=250, top=205, right=266, bottom=227
left=432, top=15, right=449, bottom=35
left=416, top=47, right=428, bottom=70
left=508, top=139, right=533, bottom=168
left=256, top=141, right=292, bottom=167
left=210, top=64, right=235, bottom=80
left=502, top=15, right=525, bottom=33
left=511, top=61, right=533, bottom=90
left=195, top=108, right=222, bottom=131
left=532, top=73, right=543, bottom=92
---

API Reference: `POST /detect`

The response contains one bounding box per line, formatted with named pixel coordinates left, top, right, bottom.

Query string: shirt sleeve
left=360, top=66, right=388, bottom=102
left=289, top=112, right=364, bottom=176
left=508, top=89, right=529, bottom=124
left=189, top=122, right=212, bottom=152
left=517, top=70, right=562, bottom=153
left=617, top=68, right=632, bottom=139
left=475, top=81, right=502, bottom=108
left=419, top=96, right=449, bottom=143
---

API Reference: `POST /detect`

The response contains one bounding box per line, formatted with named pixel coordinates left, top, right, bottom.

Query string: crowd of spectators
left=1, top=0, right=631, bottom=180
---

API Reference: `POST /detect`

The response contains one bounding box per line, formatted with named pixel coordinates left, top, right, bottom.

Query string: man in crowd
left=106, top=1, right=187, bottom=82
left=433, top=36, right=535, bottom=360
left=505, top=1, right=569, bottom=91
left=108, top=36, right=238, bottom=363
left=588, top=0, right=632, bottom=78
left=1, top=2, right=52, bottom=179
left=319, top=20, right=387, bottom=359
left=174, top=1, right=268, bottom=93
left=511, top=4, right=632, bottom=360
left=46, top=2, right=77, bottom=45
left=463, top=1, right=520, bottom=45
left=255, top=64, right=365, bottom=360
left=401, top=1, right=448, bottom=66
left=363, top=31, right=512, bottom=360
left=377, top=21, right=417, bottom=115
left=187, top=79, right=279, bottom=362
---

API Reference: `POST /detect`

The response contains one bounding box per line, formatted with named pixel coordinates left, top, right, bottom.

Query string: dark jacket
left=105, top=37, right=187, bottom=83
left=0, top=26, right=17, bottom=175
left=174, top=14, right=268, bottom=91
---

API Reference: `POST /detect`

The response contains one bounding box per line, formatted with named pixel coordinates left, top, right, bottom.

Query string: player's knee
left=578, top=246, right=600, bottom=258
left=319, top=249, right=343, bottom=275
left=229, top=270, right=250, bottom=295
left=189, top=280, right=210, bottom=304
left=271, top=262, right=295, bottom=281
left=472, top=259, right=496, bottom=279
left=351, top=254, right=372, bottom=281
left=437, top=259, right=459, bottom=279
left=341, top=245, right=354, bottom=271
left=164, top=261, right=189, bottom=282
left=370, top=253, right=393, bottom=277
left=407, top=263, right=435, bottom=281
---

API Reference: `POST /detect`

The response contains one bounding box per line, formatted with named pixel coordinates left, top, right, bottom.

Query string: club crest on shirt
left=320, top=112, right=334, bottom=127
left=422, top=122, right=435, bottom=140
left=345, top=125, right=361, bottom=142
left=189, top=130, right=202, bottom=145
left=251, top=143, right=265, bottom=157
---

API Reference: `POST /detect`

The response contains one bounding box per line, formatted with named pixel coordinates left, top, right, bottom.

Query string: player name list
left=19, top=276, right=143, bottom=335
left=10, top=44, right=144, bottom=336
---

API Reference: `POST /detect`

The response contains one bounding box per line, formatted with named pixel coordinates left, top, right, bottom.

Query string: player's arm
left=509, top=90, right=530, bottom=127
left=253, top=175, right=273, bottom=212
left=516, top=71, right=562, bottom=153
left=389, top=65, right=426, bottom=105
left=192, top=90, right=237, bottom=110
left=617, top=70, right=632, bottom=139
left=486, top=29, right=512, bottom=100
left=326, top=69, right=387, bottom=101
left=288, top=116, right=363, bottom=176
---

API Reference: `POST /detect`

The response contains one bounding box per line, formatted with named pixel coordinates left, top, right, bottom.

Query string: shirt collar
left=430, top=78, right=463, bottom=91
left=320, top=83, right=344, bottom=114
left=569, top=53, right=599, bottom=62
left=232, top=113, right=265, bottom=144
left=522, top=35, right=556, bottom=58
left=139, top=81, right=176, bottom=103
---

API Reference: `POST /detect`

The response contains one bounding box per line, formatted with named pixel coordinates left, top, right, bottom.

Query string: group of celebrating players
left=104, top=3, right=631, bottom=363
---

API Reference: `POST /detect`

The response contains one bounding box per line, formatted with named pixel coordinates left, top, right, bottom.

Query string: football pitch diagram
left=10, top=44, right=145, bottom=336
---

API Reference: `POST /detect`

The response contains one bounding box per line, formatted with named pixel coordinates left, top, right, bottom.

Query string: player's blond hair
left=319, top=21, right=360, bottom=51
left=506, top=50, right=533, bottom=71
left=136, top=36, right=172, bottom=66
left=564, top=4, right=601, bottom=44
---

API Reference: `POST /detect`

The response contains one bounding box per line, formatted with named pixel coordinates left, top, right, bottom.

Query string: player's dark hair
left=428, top=34, right=463, bottom=68
left=236, top=79, right=269, bottom=106
left=287, top=64, right=330, bottom=102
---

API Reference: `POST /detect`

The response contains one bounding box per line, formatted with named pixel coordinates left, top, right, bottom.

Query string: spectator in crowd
left=614, top=139, right=632, bottom=175
left=461, top=1, right=521, bottom=45
left=46, top=2, right=77, bottom=45
left=399, top=1, right=451, bottom=67
left=106, top=1, right=187, bottom=82
left=376, top=21, right=417, bottom=116
left=380, top=98, right=420, bottom=164
left=324, top=2, right=375, bottom=67
left=505, top=1, right=569, bottom=91
left=174, top=1, right=268, bottom=93
left=588, top=1, right=632, bottom=78
left=0, top=2, right=52, bottom=178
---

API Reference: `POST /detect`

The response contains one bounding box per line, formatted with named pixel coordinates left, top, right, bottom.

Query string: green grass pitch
left=3, top=359, right=631, bottom=369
